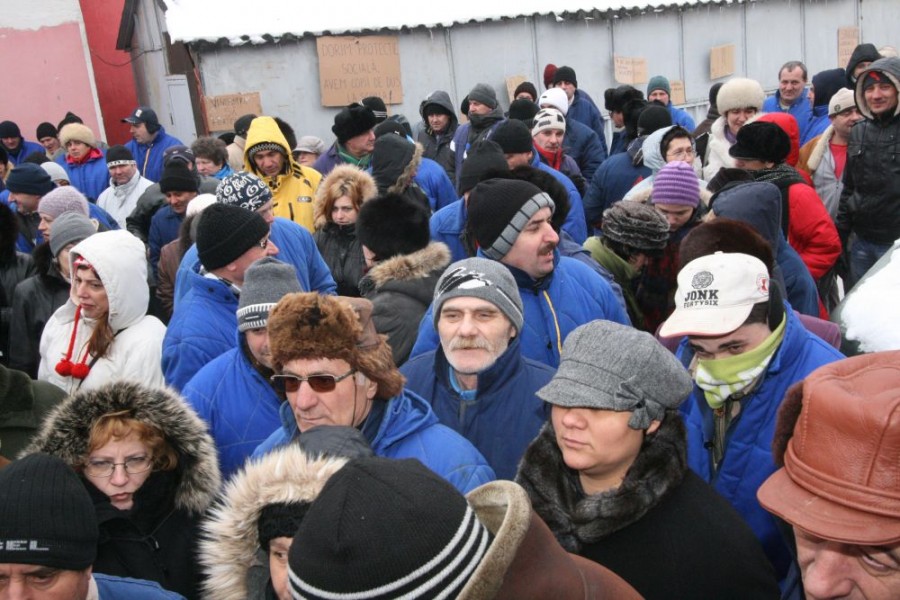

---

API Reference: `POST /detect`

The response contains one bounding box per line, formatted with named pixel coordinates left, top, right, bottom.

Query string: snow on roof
left=164, top=0, right=734, bottom=46
left=840, top=243, right=900, bottom=353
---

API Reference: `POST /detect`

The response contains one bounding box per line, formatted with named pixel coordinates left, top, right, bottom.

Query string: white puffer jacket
left=38, top=230, right=166, bottom=393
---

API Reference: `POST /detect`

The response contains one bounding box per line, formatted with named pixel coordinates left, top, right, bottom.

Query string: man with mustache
left=411, top=178, right=629, bottom=368
left=402, top=257, right=555, bottom=479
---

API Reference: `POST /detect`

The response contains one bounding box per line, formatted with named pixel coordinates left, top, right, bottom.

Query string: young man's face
left=253, top=149, right=286, bottom=177
left=427, top=112, right=450, bottom=133
left=109, top=163, right=137, bottom=186
left=864, top=81, right=899, bottom=117
left=533, top=129, right=564, bottom=153
left=129, top=122, right=154, bottom=144
left=40, top=136, right=61, bottom=154
left=687, top=322, right=772, bottom=361
left=654, top=203, right=694, bottom=232
left=831, top=108, right=863, bottom=139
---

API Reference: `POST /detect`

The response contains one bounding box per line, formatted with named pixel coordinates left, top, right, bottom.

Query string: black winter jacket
left=313, top=222, right=366, bottom=297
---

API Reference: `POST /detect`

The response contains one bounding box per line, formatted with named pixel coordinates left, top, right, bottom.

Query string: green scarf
left=694, top=315, right=786, bottom=409
left=337, top=144, right=372, bottom=169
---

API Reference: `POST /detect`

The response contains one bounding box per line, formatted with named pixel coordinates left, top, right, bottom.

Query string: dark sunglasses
left=271, top=368, right=356, bottom=393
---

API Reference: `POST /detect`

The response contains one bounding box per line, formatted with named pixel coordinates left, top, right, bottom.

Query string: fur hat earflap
left=716, top=78, right=766, bottom=114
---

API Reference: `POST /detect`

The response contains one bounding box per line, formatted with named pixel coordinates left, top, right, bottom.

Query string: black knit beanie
left=36, top=122, right=58, bottom=140
left=553, top=66, right=578, bottom=87
left=332, top=103, right=377, bottom=144
left=106, top=144, right=135, bottom=166
left=492, top=119, right=534, bottom=154
left=356, top=193, right=430, bottom=260
left=257, top=502, right=311, bottom=550
left=197, top=202, right=270, bottom=271
left=458, top=140, right=510, bottom=195
left=287, top=457, right=492, bottom=600
left=637, top=104, right=673, bottom=136
left=513, top=81, right=538, bottom=101
left=0, top=453, right=99, bottom=570
left=361, top=96, right=388, bottom=123
left=508, top=98, right=540, bottom=124
left=159, top=162, right=199, bottom=193
left=0, top=121, right=21, bottom=139
left=468, top=178, right=555, bottom=260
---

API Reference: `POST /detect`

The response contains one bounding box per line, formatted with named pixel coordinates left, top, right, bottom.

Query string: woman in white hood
left=38, top=229, right=166, bottom=392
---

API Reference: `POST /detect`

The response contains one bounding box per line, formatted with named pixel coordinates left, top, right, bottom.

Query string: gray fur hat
left=537, top=321, right=693, bottom=430
left=236, top=257, right=303, bottom=331
left=432, top=257, right=524, bottom=334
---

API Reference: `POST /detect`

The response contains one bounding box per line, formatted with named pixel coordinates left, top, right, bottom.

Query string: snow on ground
left=841, top=244, right=900, bottom=353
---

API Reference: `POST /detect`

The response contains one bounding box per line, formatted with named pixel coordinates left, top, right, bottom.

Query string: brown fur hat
left=679, top=218, right=774, bottom=273
left=771, top=381, right=805, bottom=467
left=313, top=164, right=378, bottom=230
left=267, top=293, right=404, bottom=399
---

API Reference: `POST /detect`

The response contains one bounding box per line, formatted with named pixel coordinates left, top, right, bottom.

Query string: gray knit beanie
left=468, top=84, right=498, bottom=109
left=601, top=201, right=670, bottom=251
left=236, top=257, right=303, bottom=331
left=49, top=211, right=97, bottom=257
left=432, top=257, right=524, bottom=333
left=537, top=321, right=693, bottom=430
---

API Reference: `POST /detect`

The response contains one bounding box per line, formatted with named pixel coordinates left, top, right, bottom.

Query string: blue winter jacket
left=95, top=574, right=185, bottom=599
left=415, top=158, right=458, bottom=211
left=64, top=153, right=109, bottom=202
left=149, top=205, right=182, bottom=279
left=125, top=126, right=184, bottom=183
left=609, top=130, right=629, bottom=156
left=163, top=270, right=238, bottom=391
left=410, top=252, right=630, bottom=368
left=803, top=104, right=830, bottom=146
left=583, top=137, right=651, bottom=227
left=5, top=140, right=44, bottom=166
left=567, top=90, right=608, bottom=150
left=174, top=217, right=336, bottom=303
left=401, top=337, right=553, bottom=480
left=530, top=153, right=588, bottom=244
left=678, top=307, right=843, bottom=584
left=254, top=388, right=496, bottom=494
left=666, top=102, right=697, bottom=131
left=182, top=344, right=283, bottom=479
left=763, top=89, right=813, bottom=147
left=564, top=117, right=606, bottom=182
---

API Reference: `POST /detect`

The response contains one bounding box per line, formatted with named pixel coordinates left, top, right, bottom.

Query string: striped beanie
left=531, top=108, right=566, bottom=137
left=287, top=457, right=492, bottom=599
left=650, top=161, right=700, bottom=207
left=468, top=179, right=555, bottom=260
left=236, top=257, right=303, bottom=332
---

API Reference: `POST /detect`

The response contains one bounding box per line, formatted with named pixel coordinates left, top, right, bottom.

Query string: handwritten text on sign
left=317, top=36, right=403, bottom=107
left=204, top=92, right=263, bottom=132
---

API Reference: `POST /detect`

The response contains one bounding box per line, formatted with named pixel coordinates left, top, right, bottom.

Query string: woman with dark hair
left=0, top=202, right=35, bottom=362
left=38, top=230, right=165, bottom=392
left=23, top=380, right=220, bottom=599
left=312, top=164, right=377, bottom=296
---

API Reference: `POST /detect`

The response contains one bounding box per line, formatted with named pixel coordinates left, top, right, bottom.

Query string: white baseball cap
left=659, top=252, right=770, bottom=337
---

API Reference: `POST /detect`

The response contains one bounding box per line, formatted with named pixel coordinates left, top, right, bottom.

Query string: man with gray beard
left=401, top=257, right=555, bottom=479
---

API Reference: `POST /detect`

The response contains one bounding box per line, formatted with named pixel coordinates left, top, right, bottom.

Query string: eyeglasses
left=271, top=368, right=357, bottom=393
left=257, top=236, right=270, bottom=250
left=83, top=455, right=153, bottom=478
left=666, top=147, right=696, bottom=160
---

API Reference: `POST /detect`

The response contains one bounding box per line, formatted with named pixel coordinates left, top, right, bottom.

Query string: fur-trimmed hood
left=362, top=241, right=450, bottom=290
left=855, top=57, right=900, bottom=120
left=803, top=124, right=835, bottom=173
left=371, top=134, right=424, bottom=195
left=516, top=414, right=687, bottom=553
left=200, top=445, right=348, bottom=600
left=22, top=381, right=220, bottom=514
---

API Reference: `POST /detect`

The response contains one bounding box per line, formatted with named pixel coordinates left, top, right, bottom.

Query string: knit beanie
left=457, top=140, right=510, bottom=195
left=811, top=68, right=848, bottom=108
left=57, top=111, right=83, bottom=131
left=513, top=81, right=538, bottom=101
left=0, top=453, right=99, bottom=570
left=287, top=457, right=492, bottom=600
left=468, top=179, right=555, bottom=260
left=492, top=119, right=534, bottom=154
left=5, top=163, right=55, bottom=196
left=49, top=212, right=97, bottom=257
left=716, top=78, right=766, bottom=114
left=236, top=257, right=303, bottom=331
left=361, top=96, right=388, bottom=123
left=637, top=104, right=673, bottom=136
left=159, top=162, right=200, bottom=193
left=332, top=103, right=377, bottom=144
left=601, top=201, right=670, bottom=251
left=356, top=193, right=430, bottom=260
left=36, top=122, right=58, bottom=140
left=508, top=98, right=540, bottom=124
left=0, top=120, right=21, bottom=139
left=651, top=161, right=701, bottom=207
left=729, top=121, right=791, bottom=163
left=532, top=108, right=566, bottom=137
left=537, top=88, right=569, bottom=116
left=543, top=64, right=558, bottom=89
left=41, top=161, right=69, bottom=184
left=552, top=66, right=577, bottom=87
left=216, top=171, right=273, bottom=212
left=38, top=186, right=89, bottom=218
left=105, top=144, right=135, bottom=166
left=708, top=82, right=724, bottom=109
left=197, top=202, right=270, bottom=271
left=647, top=75, right=672, bottom=97
left=59, top=123, right=96, bottom=148
left=233, top=114, right=257, bottom=138
left=433, top=257, right=524, bottom=332
left=468, top=84, right=499, bottom=109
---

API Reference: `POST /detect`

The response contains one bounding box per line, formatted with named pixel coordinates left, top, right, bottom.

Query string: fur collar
left=22, top=381, right=220, bottom=514
left=200, top=445, right=347, bottom=600
left=805, top=125, right=835, bottom=173
left=516, top=415, right=687, bottom=552
left=705, top=116, right=737, bottom=171
left=364, top=242, right=451, bottom=289
left=388, top=143, right=424, bottom=196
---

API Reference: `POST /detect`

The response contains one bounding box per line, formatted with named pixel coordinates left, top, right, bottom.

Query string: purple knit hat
left=38, top=186, right=90, bottom=218
left=651, top=162, right=700, bottom=207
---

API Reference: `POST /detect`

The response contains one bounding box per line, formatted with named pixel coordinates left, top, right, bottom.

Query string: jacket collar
left=432, top=336, right=526, bottom=396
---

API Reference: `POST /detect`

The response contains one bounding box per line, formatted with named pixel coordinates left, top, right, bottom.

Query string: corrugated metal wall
left=187, top=0, right=896, bottom=145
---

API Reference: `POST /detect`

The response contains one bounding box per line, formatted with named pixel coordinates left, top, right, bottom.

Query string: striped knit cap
left=650, top=161, right=700, bottom=207
left=468, top=179, right=555, bottom=260
left=236, top=257, right=303, bottom=332
left=531, top=108, right=566, bottom=136
left=287, top=457, right=492, bottom=600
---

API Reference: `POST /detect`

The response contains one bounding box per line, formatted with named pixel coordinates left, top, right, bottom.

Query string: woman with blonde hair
left=312, top=164, right=377, bottom=296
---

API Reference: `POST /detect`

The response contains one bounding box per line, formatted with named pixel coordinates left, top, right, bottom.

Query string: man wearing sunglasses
left=254, top=292, right=495, bottom=494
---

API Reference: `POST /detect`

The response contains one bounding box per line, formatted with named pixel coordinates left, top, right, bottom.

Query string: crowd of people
left=1, top=44, right=899, bottom=600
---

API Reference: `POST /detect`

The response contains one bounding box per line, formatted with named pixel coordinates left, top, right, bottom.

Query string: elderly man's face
left=281, top=357, right=376, bottom=433
left=0, top=564, right=92, bottom=599
left=795, top=528, right=900, bottom=600
left=438, top=297, right=516, bottom=378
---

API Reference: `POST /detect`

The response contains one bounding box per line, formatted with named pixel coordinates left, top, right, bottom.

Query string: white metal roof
left=164, top=0, right=737, bottom=46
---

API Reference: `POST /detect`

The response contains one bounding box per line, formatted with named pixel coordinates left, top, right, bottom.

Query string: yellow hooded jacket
left=244, top=116, right=322, bottom=231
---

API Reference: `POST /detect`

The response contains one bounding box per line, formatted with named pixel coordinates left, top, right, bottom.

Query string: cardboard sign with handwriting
left=838, top=27, right=860, bottom=69
left=614, top=55, right=648, bottom=85
left=670, top=80, right=686, bottom=105
left=204, top=92, right=263, bottom=132
left=710, top=44, right=735, bottom=80
left=317, top=35, right=403, bottom=106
